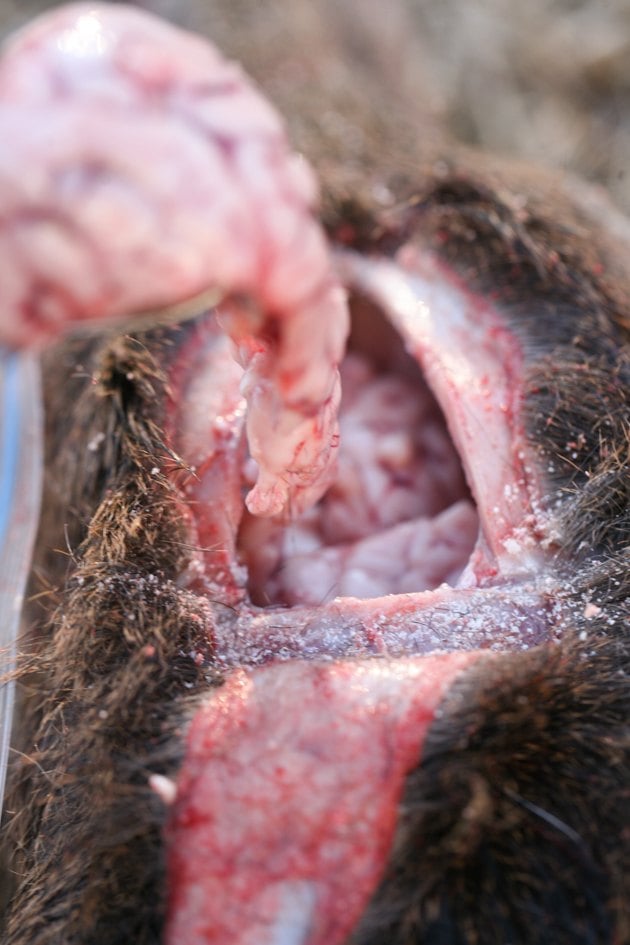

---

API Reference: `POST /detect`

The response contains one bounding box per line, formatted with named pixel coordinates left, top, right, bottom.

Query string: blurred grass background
left=2, top=0, right=630, bottom=209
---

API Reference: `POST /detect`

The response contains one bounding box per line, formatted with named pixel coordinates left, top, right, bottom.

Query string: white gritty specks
left=87, top=431, right=105, bottom=452
left=502, top=537, right=522, bottom=556
left=266, top=881, right=316, bottom=945
left=148, top=773, right=178, bottom=806
left=583, top=602, right=602, bottom=619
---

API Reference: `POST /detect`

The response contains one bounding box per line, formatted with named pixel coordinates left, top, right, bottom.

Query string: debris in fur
left=0, top=3, right=629, bottom=945
left=1, top=332, right=222, bottom=945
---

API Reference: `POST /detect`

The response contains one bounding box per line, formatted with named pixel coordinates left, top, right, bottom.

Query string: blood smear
left=165, top=654, right=479, bottom=945
left=0, top=2, right=349, bottom=519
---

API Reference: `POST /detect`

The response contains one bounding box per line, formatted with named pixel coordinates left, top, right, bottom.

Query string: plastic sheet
left=0, top=350, right=42, bottom=820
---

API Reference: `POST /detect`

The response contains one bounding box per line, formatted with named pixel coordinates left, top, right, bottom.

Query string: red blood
left=165, top=653, right=481, bottom=945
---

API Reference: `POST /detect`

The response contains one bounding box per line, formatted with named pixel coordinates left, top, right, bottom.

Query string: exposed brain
left=0, top=4, right=629, bottom=945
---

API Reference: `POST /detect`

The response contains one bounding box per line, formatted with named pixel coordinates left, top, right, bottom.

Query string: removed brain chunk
left=0, top=2, right=349, bottom=518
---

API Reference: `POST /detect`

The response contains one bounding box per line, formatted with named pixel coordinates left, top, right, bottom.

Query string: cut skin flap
left=165, top=655, right=480, bottom=945
left=165, top=245, right=558, bottom=945
left=0, top=6, right=564, bottom=945
left=172, top=244, right=550, bottom=614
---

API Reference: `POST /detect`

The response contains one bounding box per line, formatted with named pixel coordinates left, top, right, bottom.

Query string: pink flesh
left=338, top=251, right=547, bottom=572
left=167, top=309, right=481, bottom=609
left=0, top=2, right=349, bottom=517
left=208, top=580, right=552, bottom=665
left=166, top=654, right=480, bottom=945
left=163, top=256, right=559, bottom=944
left=239, top=353, right=477, bottom=606
left=2, top=7, right=560, bottom=944
left=170, top=251, right=550, bottom=615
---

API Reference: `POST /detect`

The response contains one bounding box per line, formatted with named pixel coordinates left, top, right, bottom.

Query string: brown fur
left=349, top=168, right=630, bottom=944
left=3, top=334, right=221, bottom=943
left=0, top=3, right=629, bottom=944
left=354, top=632, right=630, bottom=945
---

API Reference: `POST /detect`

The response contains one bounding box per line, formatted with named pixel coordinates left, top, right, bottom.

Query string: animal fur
left=0, top=3, right=629, bottom=944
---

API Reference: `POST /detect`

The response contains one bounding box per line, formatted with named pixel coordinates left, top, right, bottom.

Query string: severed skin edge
left=0, top=4, right=629, bottom=945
